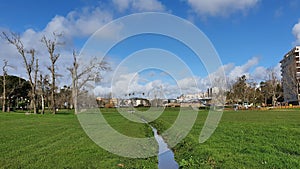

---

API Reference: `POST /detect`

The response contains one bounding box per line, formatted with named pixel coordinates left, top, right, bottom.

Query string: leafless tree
left=41, top=33, right=62, bottom=114
left=38, top=74, right=51, bottom=114
left=38, top=73, right=45, bottom=114
left=1, top=32, right=39, bottom=114
left=210, top=75, right=227, bottom=106
left=67, top=51, right=110, bottom=114
left=265, top=67, right=283, bottom=106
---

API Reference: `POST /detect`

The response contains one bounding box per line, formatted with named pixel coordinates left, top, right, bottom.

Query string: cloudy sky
left=0, top=0, right=300, bottom=98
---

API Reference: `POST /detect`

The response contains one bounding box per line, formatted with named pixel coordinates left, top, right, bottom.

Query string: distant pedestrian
left=234, top=104, right=238, bottom=111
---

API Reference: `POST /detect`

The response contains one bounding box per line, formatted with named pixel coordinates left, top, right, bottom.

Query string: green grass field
left=159, top=109, right=300, bottom=168
left=1, top=108, right=300, bottom=168
left=0, top=110, right=156, bottom=169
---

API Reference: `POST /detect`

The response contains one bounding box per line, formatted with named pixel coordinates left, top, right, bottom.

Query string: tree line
left=1, top=31, right=110, bottom=114
left=226, top=68, right=283, bottom=107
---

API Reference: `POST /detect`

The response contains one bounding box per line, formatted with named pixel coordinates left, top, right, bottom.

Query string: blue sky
left=1, top=0, right=300, bottom=65
left=1, top=0, right=300, bottom=97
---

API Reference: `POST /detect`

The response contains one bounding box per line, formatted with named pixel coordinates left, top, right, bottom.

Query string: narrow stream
left=151, top=126, right=179, bottom=169
left=139, top=117, right=179, bottom=169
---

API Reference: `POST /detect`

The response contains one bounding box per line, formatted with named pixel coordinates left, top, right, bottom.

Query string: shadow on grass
left=0, top=109, right=75, bottom=115
left=55, top=111, right=74, bottom=115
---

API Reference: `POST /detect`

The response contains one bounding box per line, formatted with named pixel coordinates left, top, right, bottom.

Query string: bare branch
left=1, top=31, right=39, bottom=113
left=41, top=33, right=63, bottom=114
left=68, top=50, right=110, bottom=114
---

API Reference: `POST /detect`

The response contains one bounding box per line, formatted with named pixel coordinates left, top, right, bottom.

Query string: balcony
left=297, top=72, right=300, bottom=78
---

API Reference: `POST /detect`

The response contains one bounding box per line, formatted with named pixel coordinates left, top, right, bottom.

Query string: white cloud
left=292, top=19, right=300, bottom=45
left=252, top=66, right=268, bottom=80
left=112, top=0, right=130, bottom=12
left=228, top=57, right=259, bottom=79
left=0, top=6, right=115, bottom=84
left=94, top=71, right=175, bottom=98
left=4, top=6, right=114, bottom=54
left=0, top=28, right=19, bottom=62
left=44, top=7, right=113, bottom=38
left=132, top=0, right=165, bottom=11
left=251, top=63, right=282, bottom=83
left=93, top=66, right=198, bottom=99
left=112, top=0, right=165, bottom=12
left=187, top=0, right=259, bottom=17
left=1, top=2, right=167, bottom=80
left=177, top=76, right=201, bottom=92
left=92, top=56, right=283, bottom=99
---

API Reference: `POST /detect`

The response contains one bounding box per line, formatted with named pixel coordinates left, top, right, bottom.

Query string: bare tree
left=1, top=32, right=39, bottom=114
left=32, top=58, right=39, bottom=113
left=266, top=67, right=283, bottom=106
left=1, top=61, right=21, bottom=112
left=37, top=74, right=51, bottom=114
left=41, top=33, right=62, bottom=114
left=38, top=74, right=45, bottom=114
left=68, top=51, right=110, bottom=114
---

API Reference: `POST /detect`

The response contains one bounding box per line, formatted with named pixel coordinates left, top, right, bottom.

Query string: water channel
left=138, top=116, right=179, bottom=169
left=151, top=126, right=179, bottom=169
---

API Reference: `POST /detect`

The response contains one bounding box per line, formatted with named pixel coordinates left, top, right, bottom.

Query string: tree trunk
left=41, top=35, right=61, bottom=114
left=68, top=50, right=110, bottom=114
left=273, top=92, right=277, bottom=107
left=51, top=64, right=56, bottom=114
left=2, top=67, right=6, bottom=112
left=73, top=89, right=78, bottom=114
left=1, top=33, right=39, bottom=114
left=72, top=69, right=78, bottom=114
left=7, top=100, right=10, bottom=112
left=31, top=85, right=38, bottom=114
left=33, top=59, right=38, bottom=114
left=2, top=102, right=5, bottom=112
left=41, top=95, right=45, bottom=114
left=2, top=97, right=5, bottom=112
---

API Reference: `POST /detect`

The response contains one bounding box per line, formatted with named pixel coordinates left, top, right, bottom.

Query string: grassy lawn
left=151, top=108, right=300, bottom=168
left=0, top=110, right=156, bottom=169
left=0, top=108, right=300, bottom=168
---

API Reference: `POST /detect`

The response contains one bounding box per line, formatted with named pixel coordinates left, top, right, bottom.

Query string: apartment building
left=280, top=46, right=300, bottom=104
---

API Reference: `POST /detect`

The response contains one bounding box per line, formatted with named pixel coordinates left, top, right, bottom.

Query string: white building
left=280, top=46, right=300, bottom=104
left=177, top=93, right=204, bottom=103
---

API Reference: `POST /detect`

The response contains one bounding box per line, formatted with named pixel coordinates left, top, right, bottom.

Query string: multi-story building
left=280, top=46, right=300, bottom=104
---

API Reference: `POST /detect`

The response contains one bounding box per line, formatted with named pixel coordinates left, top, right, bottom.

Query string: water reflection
left=152, top=127, right=179, bottom=169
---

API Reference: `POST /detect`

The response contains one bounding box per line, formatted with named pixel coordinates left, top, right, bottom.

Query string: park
left=1, top=107, right=299, bottom=168
left=1, top=1, right=300, bottom=169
